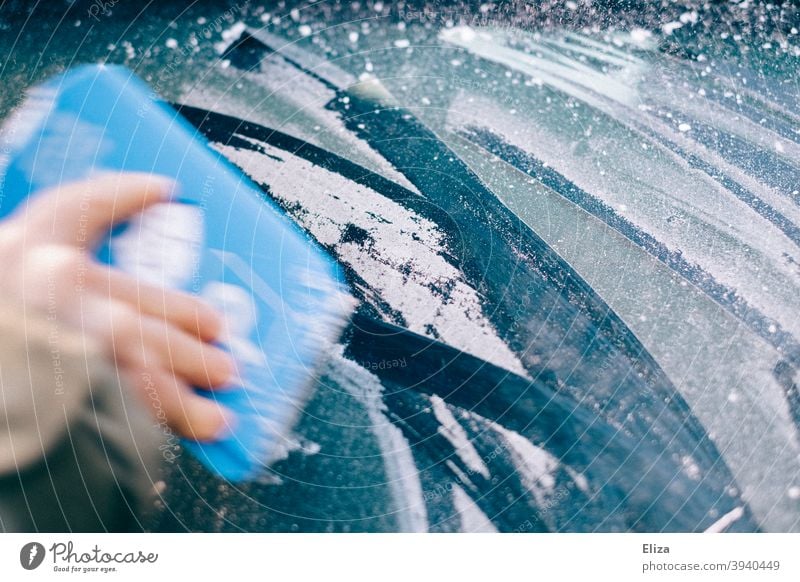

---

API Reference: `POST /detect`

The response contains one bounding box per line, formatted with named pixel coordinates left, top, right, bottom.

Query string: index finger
left=17, top=172, right=176, bottom=247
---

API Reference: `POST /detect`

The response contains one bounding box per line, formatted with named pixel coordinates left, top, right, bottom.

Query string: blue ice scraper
left=0, top=64, right=354, bottom=481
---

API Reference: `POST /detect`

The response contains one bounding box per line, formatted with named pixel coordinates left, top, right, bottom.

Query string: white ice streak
left=430, top=395, right=491, bottom=479
left=440, top=26, right=800, bottom=532
left=440, top=26, right=800, bottom=343
left=487, top=420, right=560, bottom=506
left=704, top=506, right=745, bottom=533
left=196, top=30, right=420, bottom=195
left=213, top=141, right=529, bottom=376
left=213, top=21, right=247, bottom=55
left=323, top=347, right=429, bottom=532
left=452, top=485, right=498, bottom=532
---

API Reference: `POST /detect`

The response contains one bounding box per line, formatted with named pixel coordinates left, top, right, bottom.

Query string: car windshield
left=2, top=1, right=798, bottom=532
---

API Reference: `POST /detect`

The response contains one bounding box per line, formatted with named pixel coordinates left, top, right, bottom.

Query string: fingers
left=18, top=173, right=174, bottom=247
left=2, top=173, right=239, bottom=444
left=22, top=247, right=234, bottom=387
left=84, top=297, right=237, bottom=442
left=91, top=266, right=224, bottom=342
left=136, top=314, right=236, bottom=389
left=128, top=368, right=232, bottom=442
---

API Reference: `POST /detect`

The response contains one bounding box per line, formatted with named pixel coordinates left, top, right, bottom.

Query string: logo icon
left=20, top=542, right=45, bottom=570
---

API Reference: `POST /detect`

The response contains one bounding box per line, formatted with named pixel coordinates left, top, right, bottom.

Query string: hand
left=0, top=173, right=235, bottom=441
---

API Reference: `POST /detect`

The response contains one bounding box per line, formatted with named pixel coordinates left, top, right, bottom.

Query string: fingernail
left=213, top=409, right=237, bottom=441
left=212, top=352, right=238, bottom=389
left=211, top=313, right=227, bottom=341
left=150, top=176, right=180, bottom=200
left=195, top=349, right=233, bottom=390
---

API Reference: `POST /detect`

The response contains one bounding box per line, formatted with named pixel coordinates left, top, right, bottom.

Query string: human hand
left=0, top=173, right=235, bottom=441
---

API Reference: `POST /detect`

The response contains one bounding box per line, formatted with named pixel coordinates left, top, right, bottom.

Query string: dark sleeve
left=0, top=304, right=165, bottom=532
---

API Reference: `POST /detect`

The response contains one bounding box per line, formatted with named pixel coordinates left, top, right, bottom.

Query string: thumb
left=17, top=172, right=176, bottom=248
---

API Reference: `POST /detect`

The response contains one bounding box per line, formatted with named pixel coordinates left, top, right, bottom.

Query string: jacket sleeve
left=0, top=303, right=164, bottom=532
